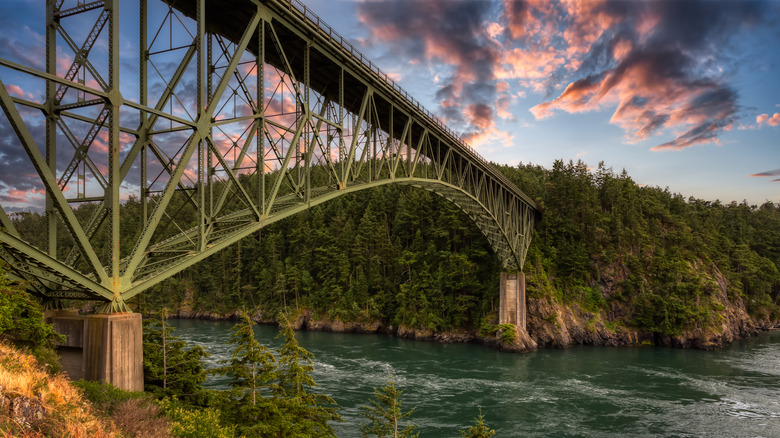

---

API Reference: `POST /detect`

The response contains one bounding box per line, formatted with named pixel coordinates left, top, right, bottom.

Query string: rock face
left=523, top=262, right=775, bottom=351
left=0, top=385, right=46, bottom=431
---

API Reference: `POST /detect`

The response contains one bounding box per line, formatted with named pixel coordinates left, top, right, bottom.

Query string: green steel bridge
left=0, top=0, right=540, bottom=316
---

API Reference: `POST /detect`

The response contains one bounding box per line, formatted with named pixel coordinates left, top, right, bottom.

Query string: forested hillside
left=501, top=161, right=780, bottom=348
left=9, top=160, right=780, bottom=349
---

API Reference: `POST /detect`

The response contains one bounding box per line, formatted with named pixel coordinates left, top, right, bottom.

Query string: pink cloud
left=0, top=188, right=45, bottom=205
left=5, top=83, right=34, bottom=100
left=462, top=125, right=514, bottom=149
left=355, top=0, right=767, bottom=153
left=757, top=113, right=780, bottom=127
left=748, top=169, right=780, bottom=178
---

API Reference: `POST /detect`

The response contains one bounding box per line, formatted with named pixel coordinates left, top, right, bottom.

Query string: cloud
left=356, top=0, right=502, bottom=147
left=749, top=169, right=780, bottom=178
left=358, top=0, right=771, bottom=152
left=757, top=113, right=780, bottom=127
left=5, top=83, right=34, bottom=100
left=525, top=0, right=766, bottom=150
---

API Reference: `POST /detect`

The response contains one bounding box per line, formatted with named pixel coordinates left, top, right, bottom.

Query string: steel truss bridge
left=0, top=0, right=540, bottom=312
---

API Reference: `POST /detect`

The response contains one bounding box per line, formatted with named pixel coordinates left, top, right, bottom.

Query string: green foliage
left=0, top=264, right=64, bottom=350
left=212, top=310, right=276, bottom=405
left=210, top=311, right=281, bottom=437
left=214, top=313, right=342, bottom=437
left=497, top=324, right=517, bottom=345
left=143, top=309, right=210, bottom=404
left=275, top=313, right=343, bottom=437
left=9, top=157, right=780, bottom=343
left=157, top=398, right=236, bottom=438
left=73, top=380, right=148, bottom=415
left=125, top=184, right=500, bottom=334
left=497, top=160, right=780, bottom=336
left=359, top=375, right=419, bottom=438
left=582, top=287, right=607, bottom=313
left=461, top=410, right=496, bottom=438
left=0, top=264, right=64, bottom=372
left=478, top=319, right=497, bottom=337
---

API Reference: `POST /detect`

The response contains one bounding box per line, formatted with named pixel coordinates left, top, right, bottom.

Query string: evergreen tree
left=460, top=410, right=495, bottom=438
left=275, top=313, right=342, bottom=437
left=0, top=263, right=64, bottom=372
left=359, top=375, right=418, bottom=438
left=212, top=310, right=280, bottom=436
left=142, top=308, right=209, bottom=404
left=0, top=264, right=63, bottom=349
left=217, top=310, right=276, bottom=403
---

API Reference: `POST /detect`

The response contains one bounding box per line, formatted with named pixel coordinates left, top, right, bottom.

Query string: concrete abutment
left=499, top=271, right=526, bottom=330
left=45, top=311, right=143, bottom=391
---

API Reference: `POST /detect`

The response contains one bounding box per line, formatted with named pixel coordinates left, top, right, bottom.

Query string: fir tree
left=142, top=308, right=209, bottom=404
left=212, top=310, right=287, bottom=437
left=275, top=313, right=342, bottom=437
left=213, top=310, right=276, bottom=405
left=359, top=375, right=418, bottom=438
left=460, top=410, right=495, bottom=438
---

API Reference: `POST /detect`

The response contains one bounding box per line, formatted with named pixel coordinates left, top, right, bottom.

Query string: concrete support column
left=46, top=311, right=143, bottom=392
left=83, top=313, right=143, bottom=391
left=499, top=272, right=526, bottom=330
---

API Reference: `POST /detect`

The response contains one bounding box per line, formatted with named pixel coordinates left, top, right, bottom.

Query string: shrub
left=478, top=319, right=497, bottom=337
left=73, top=380, right=147, bottom=415
left=0, top=264, right=65, bottom=350
left=497, top=324, right=517, bottom=345
left=158, top=399, right=236, bottom=438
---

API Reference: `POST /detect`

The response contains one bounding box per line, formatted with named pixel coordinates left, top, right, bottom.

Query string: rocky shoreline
left=132, top=253, right=780, bottom=353
left=161, top=298, right=778, bottom=354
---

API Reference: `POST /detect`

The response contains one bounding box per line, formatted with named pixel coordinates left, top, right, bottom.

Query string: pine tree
left=142, top=308, right=209, bottom=404
left=212, top=310, right=281, bottom=436
left=213, top=310, right=276, bottom=405
left=460, top=410, right=495, bottom=438
left=275, top=313, right=342, bottom=437
left=359, top=375, right=418, bottom=438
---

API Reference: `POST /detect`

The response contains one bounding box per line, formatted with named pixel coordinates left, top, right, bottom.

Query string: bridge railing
left=281, top=0, right=523, bottom=183
left=282, top=0, right=533, bottom=204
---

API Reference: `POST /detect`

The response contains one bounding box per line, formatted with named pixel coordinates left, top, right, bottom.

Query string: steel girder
left=0, top=0, right=539, bottom=311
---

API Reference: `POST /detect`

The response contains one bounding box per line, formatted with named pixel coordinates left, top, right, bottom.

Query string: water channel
left=167, top=319, right=780, bottom=437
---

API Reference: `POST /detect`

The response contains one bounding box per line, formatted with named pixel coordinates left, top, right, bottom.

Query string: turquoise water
left=168, top=319, right=780, bottom=437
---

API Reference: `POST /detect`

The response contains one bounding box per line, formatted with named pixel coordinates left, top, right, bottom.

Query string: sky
left=0, top=0, right=779, bottom=212
left=307, top=0, right=780, bottom=205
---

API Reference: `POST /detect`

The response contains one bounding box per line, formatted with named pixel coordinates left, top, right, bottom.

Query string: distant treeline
left=11, top=160, right=780, bottom=336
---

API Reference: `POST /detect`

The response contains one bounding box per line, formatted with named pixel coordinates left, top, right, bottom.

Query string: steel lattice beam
left=0, top=0, right=539, bottom=311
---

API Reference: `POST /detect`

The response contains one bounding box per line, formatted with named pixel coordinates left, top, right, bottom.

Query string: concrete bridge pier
left=499, top=272, right=526, bottom=330
left=45, top=310, right=143, bottom=391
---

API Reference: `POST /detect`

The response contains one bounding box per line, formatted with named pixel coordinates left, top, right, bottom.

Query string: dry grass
left=0, top=341, right=121, bottom=438
left=112, top=398, right=171, bottom=438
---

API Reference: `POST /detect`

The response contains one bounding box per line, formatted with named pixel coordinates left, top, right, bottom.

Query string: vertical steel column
left=107, top=0, right=122, bottom=301
left=304, top=43, right=311, bottom=203
left=257, top=17, right=265, bottom=214
left=389, top=104, right=393, bottom=179
left=45, top=0, right=58, bottom=258
left=196, top=0, right=206, bottom=250
left=206, top=29, right=213, bottom=219
left=338, top=67, right=344, bottom=188
left=140, top=0, right=148, bottom=226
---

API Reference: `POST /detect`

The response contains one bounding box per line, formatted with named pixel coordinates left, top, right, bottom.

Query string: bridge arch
left=0, top=0, right=539, bottom=312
